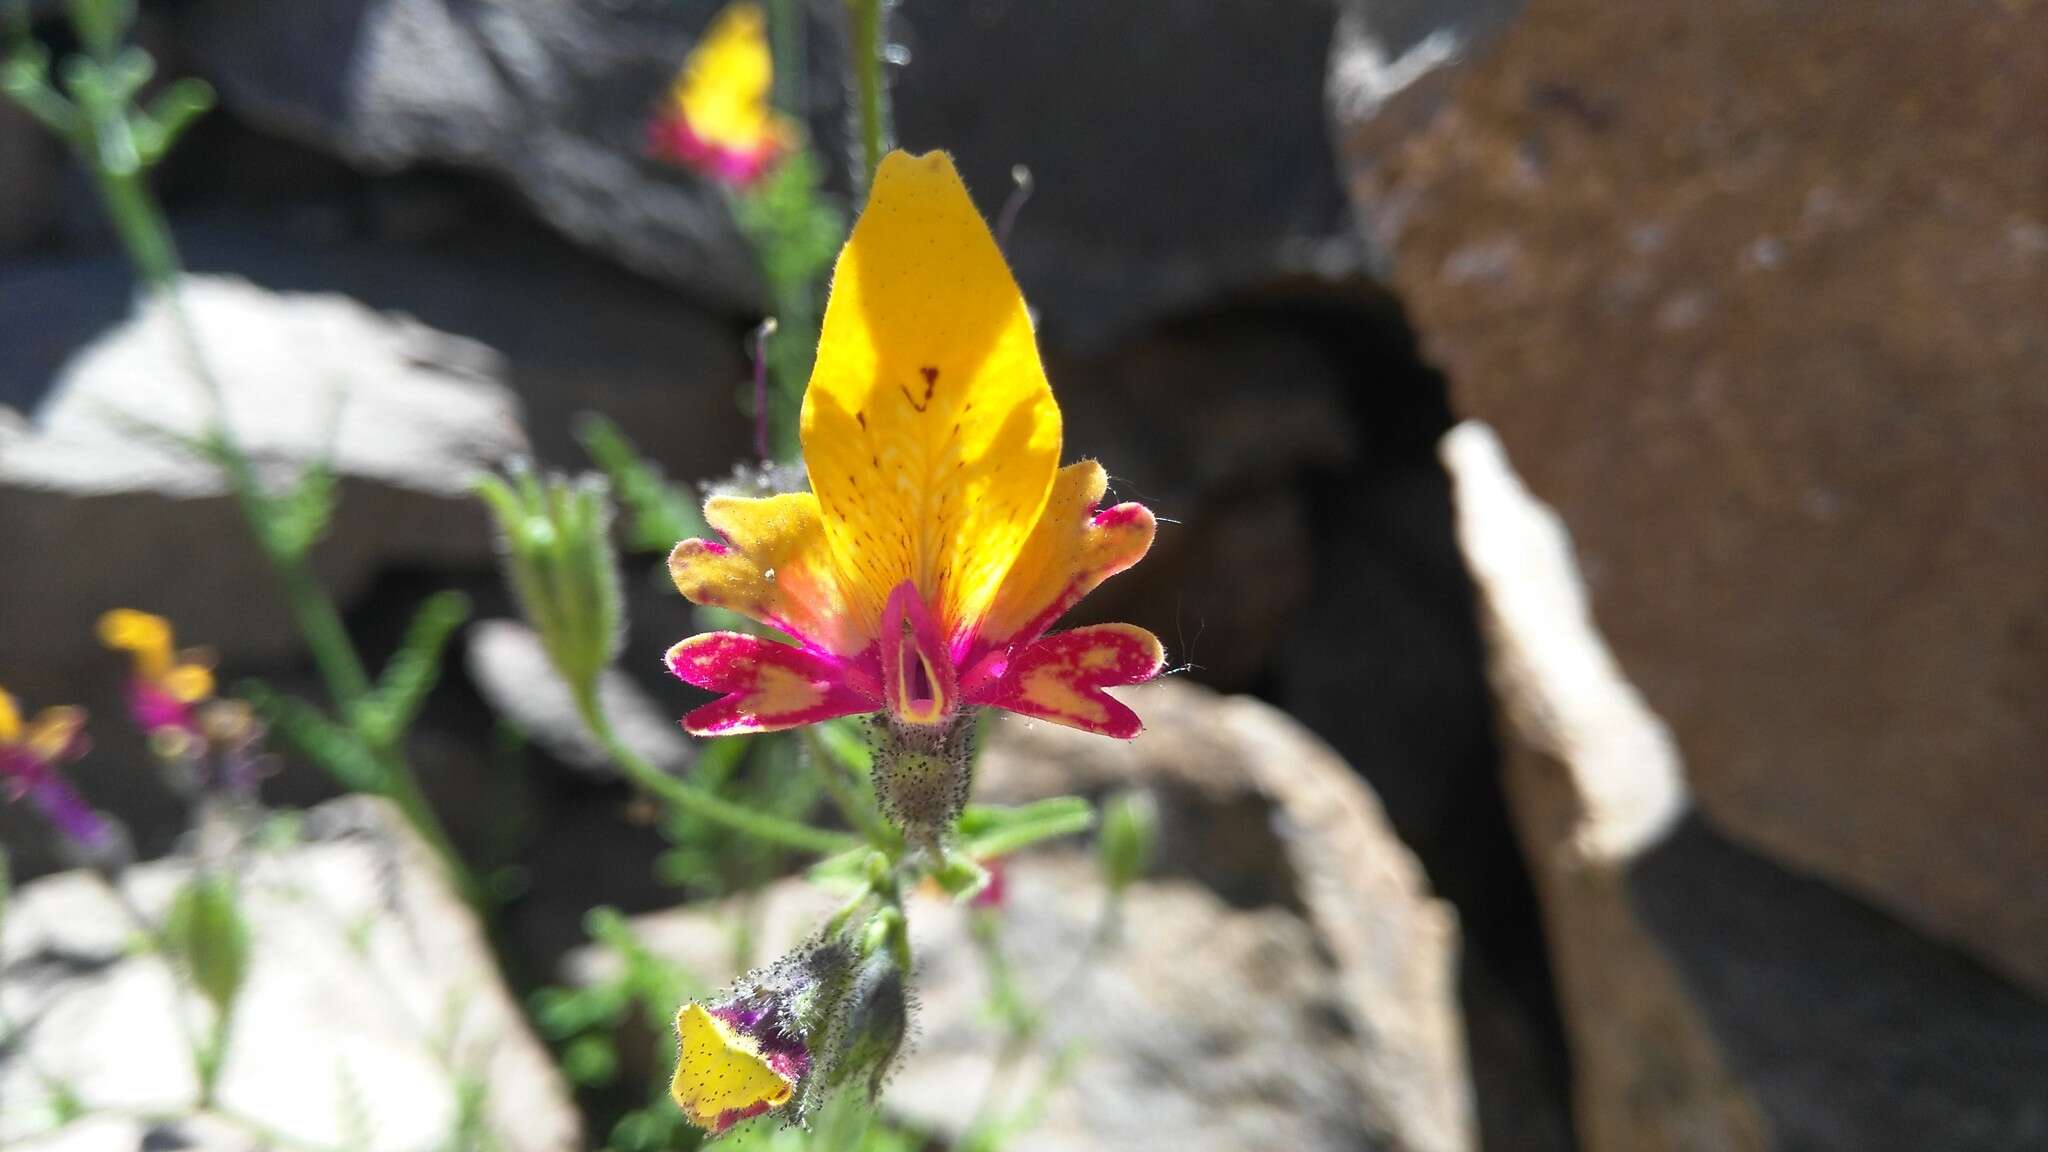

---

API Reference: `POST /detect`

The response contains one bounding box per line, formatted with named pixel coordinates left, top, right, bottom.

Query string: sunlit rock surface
left=0, top=797, right=581, bottom=1152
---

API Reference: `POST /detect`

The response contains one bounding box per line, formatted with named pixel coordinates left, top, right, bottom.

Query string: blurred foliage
left=732, top=149, right=845, bottom=460
left=474, top=468, right=625, bottom=723
left=578, top=415, right=708, bottom=555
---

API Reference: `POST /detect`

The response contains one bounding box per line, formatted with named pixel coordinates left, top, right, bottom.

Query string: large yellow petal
left=978, top=461, right=1157, bottom=649
left=670, top=1003, right=797, bottom=1133
left=0, top=687, right=21, bottom=744
left=802, top=150, right=1062, bottom=644
left=669, top=492, right=867, bottom=655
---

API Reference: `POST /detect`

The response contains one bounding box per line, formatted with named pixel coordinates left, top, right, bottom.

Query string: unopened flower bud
left=164, top=873, right=251, bottom=1015
left=474, top=466, right=624, bottom=719
left=817, top=950, right=910, bottom=1105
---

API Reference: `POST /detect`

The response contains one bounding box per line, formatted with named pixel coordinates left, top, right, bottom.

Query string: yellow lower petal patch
left=0, top=687, right=20, bottom=744
left=163, top=664, right=215, bottom=705
left=669, top=492, right=866, bottom=655
left=802, top=150, right=1062, bottom=644
left=980, top=461, right=1157, bottom=647
left=23, top=707, right=86, bottom=763
left=671, top=1003, right=796, bottom=1133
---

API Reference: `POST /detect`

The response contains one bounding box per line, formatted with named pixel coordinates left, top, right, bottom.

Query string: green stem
left=375, top=746, right=478, bottom=898
left=766, top=0, right=804, bottom=119
left=579, top=692, right=856, bottom=856
left=88, top=152, right=473, bottom=901
left=801, top=726, right=893, bottom=847
left=91, top=169, right=177, bottom=285
left=846, top=0, right=886, bottom=190
left=196, top=1006, right=231, bottom=1107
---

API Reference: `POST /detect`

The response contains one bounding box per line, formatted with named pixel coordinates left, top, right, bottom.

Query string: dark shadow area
left=1632, top=814, right=2048, bottom=1152
left=1274, top=287, right=1577, bottom=1152
left=894, top=0, right=1364, bottom=352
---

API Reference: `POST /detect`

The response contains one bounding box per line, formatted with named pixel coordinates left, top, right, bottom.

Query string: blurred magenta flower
left=666, top=151, right=1164, bottom=741
left=971, top=855, right=1008, bottom=909
left=648, top=1, right=797, bottom=186
left=0, top=686, right=107, bottom=846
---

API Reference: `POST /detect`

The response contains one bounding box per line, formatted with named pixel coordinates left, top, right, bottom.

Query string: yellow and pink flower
left=0, top=686, right=105, bottom=846
left=98, top=609, right=216, bottom=757
left=648, top=1, right=797, bottom=186
left=666, top=150, right=1164, bottom=740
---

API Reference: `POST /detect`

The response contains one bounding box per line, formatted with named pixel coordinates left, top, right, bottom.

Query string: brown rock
left=1339, top=0, right=2048, bottom=993
left=1445, top=422, right=2048, bottom=1152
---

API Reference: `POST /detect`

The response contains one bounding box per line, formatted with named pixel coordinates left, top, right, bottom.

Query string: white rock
left=465, top=618, right=693, bottom=778
left=3, top=274, right=521, bottom=498
left=0, top=273, right=526, bottom=681
left=0, top=797, right=581, bottom=1152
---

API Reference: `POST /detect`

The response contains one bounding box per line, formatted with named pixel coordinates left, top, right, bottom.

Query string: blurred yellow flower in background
left=650, top=1, right=798, bottom=185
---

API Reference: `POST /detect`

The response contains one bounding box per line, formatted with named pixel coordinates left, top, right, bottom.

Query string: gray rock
left=465, top=618, right=691, bottom=779
left=891, top=1, right=1368, bottom=350
left=980, top=682, right=1474, bottom=1152
left=0, top=796, right=582, bottom=1152
left=176, top=0, right=764, bottom=312
left=0, top=273, right=525, bottom=692
left=175, top=0, right=1373, bottom=349
left=573, top=682, right=1475, bottom=1152
left=0, top=99, right=60, bottom=253
left=1445, top=422, right=2048, bottom=1152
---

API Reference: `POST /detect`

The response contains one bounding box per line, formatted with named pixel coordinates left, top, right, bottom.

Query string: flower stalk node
left=869, top=712, right=976, bottom=843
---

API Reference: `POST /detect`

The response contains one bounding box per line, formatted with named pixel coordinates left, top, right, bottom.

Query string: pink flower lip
left=647, top=112, right=782, bottom=186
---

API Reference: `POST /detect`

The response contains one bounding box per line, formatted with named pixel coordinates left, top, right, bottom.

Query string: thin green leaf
left=959, top=796, right=1097, bottom=860
left=575, top=414, right=705, bottom=553
left=242, top=679, right=384, bottom=792
left=358, top=591, right=471, bottom=748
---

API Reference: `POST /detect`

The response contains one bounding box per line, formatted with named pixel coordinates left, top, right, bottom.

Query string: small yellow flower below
left=670, top=1003, right=797, bottom=1134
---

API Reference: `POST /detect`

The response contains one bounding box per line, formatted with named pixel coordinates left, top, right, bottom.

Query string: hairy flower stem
left=576, top=689, right=857, bottom=856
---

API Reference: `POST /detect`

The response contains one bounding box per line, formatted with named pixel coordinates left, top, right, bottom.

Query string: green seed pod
left=474, top=466, right=625, bottom=722
left=163, top=873, right=250, bottom=1016
left=1098, top=789, right=1159, bottom=895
